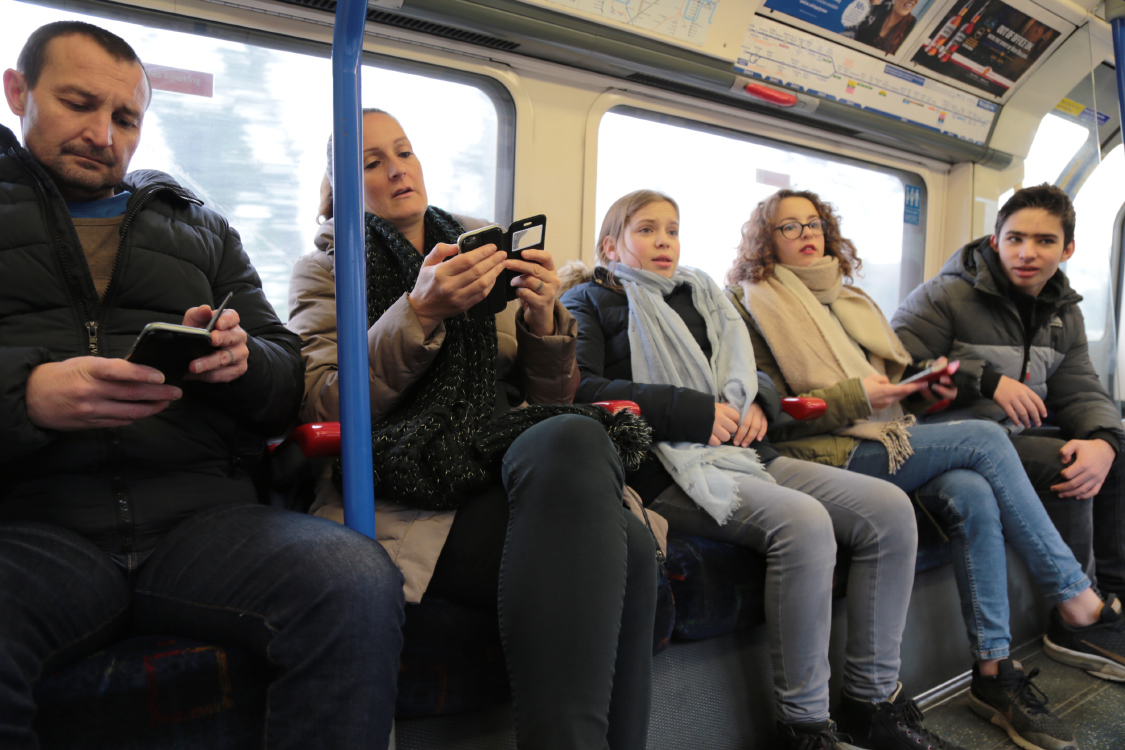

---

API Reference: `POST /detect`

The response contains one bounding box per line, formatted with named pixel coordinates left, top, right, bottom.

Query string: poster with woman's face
left=910, top=0, right=1059, bottom=96
left=763, top=0, right=938, bottom=55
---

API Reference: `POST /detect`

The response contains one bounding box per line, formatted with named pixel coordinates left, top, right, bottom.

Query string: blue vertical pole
left=331, top=0, right=375, bottom=538
left=1112, top=10, right=1125, bottom=149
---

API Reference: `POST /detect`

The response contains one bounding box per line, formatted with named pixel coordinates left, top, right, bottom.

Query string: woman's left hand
left=506, top=248, right=559, bottom=336
left=732, top=402, right=769, bottom=447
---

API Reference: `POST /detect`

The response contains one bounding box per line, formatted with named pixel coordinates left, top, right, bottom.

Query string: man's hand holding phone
left=182, top=296, right=248, bottom=383
left=26, top=357, right=181, bottom=431
left=409, top=241, right=507, bottom=336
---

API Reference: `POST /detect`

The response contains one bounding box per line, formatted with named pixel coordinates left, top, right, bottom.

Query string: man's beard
left=39, top=142, right=124, bottom=200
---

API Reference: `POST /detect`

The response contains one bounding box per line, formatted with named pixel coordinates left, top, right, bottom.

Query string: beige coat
left=287, top=217, right=580, bottom=602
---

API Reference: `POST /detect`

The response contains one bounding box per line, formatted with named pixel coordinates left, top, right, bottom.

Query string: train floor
left=921, top=645, right=1125, bottom=749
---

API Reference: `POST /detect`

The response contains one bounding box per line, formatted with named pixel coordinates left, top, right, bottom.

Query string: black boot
left=777, top=718, right=850, bottom=749
left=836, top=683, right=966, bottom=750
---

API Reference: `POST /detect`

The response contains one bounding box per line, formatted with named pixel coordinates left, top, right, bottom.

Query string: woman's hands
left=863, top=373, right=928, bottom=409
left=710, top=402, right=769, bottom=447
left=862, top=356, right=958, bottom=410
left=506, top=248, right=559, bottom=337
left=405, top=243, right=560, bottom=337
left=408, top=242, right=507, bottom=336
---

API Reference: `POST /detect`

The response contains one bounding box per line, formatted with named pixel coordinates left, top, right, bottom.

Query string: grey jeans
left=649, top=457, right=917, bottom=724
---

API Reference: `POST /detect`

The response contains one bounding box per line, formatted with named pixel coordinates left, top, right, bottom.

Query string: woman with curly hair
left=726, top=188, right=1125, bottom=750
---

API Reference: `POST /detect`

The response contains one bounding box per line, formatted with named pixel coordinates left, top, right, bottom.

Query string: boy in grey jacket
left=892, top=184, right=1125, bottom=602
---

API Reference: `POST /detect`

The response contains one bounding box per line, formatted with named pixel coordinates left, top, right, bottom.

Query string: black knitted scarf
left=344, top=207, right=650, bottom=511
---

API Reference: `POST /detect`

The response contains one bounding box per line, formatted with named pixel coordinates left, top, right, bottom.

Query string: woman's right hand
left=710, top=402, right=741, bottom=446
left=407, top=242, right=508, bottom=335
left=862, top=373, right=928, bottom=410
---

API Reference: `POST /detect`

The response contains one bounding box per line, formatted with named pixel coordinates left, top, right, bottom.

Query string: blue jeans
left=846, top=420, right=1089, bottom=661
left=0, top=504, right=405, bottom=750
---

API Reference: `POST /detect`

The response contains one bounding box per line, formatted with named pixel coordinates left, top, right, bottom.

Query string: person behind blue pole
left=727, top=187, right=1125, bottom=750
left=288, top=109, right=658, bottom=750
left=0, top=22, right=404, bottom=749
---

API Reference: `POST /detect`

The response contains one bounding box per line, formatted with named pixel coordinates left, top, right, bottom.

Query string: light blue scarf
left=614, top=264, right=774, bottom=525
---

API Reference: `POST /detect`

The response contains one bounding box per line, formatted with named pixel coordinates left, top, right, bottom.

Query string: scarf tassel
left=879, top=416, right=916, bottom=474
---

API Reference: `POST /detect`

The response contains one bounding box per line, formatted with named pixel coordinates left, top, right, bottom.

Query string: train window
left=0, top=0, right=511, bottom=321
left=595, top=107, right=927, bottom=314
left=1070, top=144, right=1124, bottom=343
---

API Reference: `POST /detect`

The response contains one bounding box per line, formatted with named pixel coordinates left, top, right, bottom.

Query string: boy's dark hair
left=995, top=183, right=1076, bottom=246
left=18, top=21, right=145, bottom=90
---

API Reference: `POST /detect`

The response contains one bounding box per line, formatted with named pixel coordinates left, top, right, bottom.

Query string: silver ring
left=537, top=280, right=545, bottom=293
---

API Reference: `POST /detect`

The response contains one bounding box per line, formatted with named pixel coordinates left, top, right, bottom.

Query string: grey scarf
left=615, top=264, right=774, bottom=525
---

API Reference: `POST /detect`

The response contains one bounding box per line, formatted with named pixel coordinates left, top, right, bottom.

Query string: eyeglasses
left=774, top=219, right=825, bottom=240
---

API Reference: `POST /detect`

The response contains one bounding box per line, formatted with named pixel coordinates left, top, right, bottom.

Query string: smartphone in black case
left=456, top=215, right=547, bottom=320
left=124, top=293, right=232, bottom=385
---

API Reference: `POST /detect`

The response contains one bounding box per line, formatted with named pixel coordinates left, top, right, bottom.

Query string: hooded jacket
left=0, top=125, right=303, bottom=553
left=891, top=235, right=1123, bottom=449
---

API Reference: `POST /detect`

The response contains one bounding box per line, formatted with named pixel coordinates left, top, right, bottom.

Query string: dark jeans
left=0, top=503, right=405, bottom=750
left=1012, top=434, right=1125, bottom=596
left=427, top=414, right=658, bottom=750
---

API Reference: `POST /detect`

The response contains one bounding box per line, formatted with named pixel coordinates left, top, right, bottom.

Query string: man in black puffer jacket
left=0, top=22, right=403, bottom=749
left=893, top=184, right=1125, bottom=598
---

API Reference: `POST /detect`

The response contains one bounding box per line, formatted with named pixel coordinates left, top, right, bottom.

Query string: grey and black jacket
left=0, top=124, right=303, bottom=553
left=891, top=235, right=1123, bottom=450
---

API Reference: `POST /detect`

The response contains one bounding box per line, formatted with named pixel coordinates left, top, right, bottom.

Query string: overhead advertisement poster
left=763, top=0, right=939, bottom=55
left=910, top=0, right=1058, bottom=96
left=737, top=16, right=997, bottom=144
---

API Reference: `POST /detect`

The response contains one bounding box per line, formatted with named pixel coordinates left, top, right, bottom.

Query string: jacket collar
left=0, top=123, right=201, bottom=208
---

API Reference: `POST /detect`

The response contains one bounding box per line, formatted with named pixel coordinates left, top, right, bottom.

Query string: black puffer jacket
left=562, top=266, right=781, bottom=502
left=0, top=125, right=303, bottom=553
left=892, top=236, right=1123, bottom=449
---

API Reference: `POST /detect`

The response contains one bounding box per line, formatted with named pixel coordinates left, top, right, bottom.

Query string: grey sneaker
left=1043, top=593, right=1125, bottom=682
left=969, top=659, right=1078, bottom=750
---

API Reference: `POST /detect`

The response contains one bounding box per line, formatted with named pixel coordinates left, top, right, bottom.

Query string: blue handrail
left=1112, top=11, right=1125, bottom=160
left=331, top=0, right=376, bottom=538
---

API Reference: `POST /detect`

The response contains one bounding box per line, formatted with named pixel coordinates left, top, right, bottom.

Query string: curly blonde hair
left=726, top=189, right=862, bottom=285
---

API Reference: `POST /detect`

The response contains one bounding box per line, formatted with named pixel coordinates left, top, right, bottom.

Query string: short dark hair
left=995, top=183, right=1076, bottom=246
left=17, top=21, right=145, bottom=90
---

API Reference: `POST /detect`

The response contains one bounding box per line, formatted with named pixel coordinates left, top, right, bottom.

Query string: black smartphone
left=124, top=294, right=233, bottom=385
left=502, top=215, right=547, bottom=302
left=455, top=217, right=548, bottom=320
left=456, top=225, right=505, bottom=320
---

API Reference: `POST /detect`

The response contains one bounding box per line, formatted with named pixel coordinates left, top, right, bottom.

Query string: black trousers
left=427, top=414, right=658, bottom=750
left=1011, top=434, right=1125, bottom=596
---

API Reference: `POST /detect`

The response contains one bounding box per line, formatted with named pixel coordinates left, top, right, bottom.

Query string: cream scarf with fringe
left=742, top=257, right=916, bottom=473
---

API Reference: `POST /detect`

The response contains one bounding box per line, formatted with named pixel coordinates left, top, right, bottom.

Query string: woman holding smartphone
left=727, top=188, right=1124, bottom=750
left=288, top=109, right=657, bottom=750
